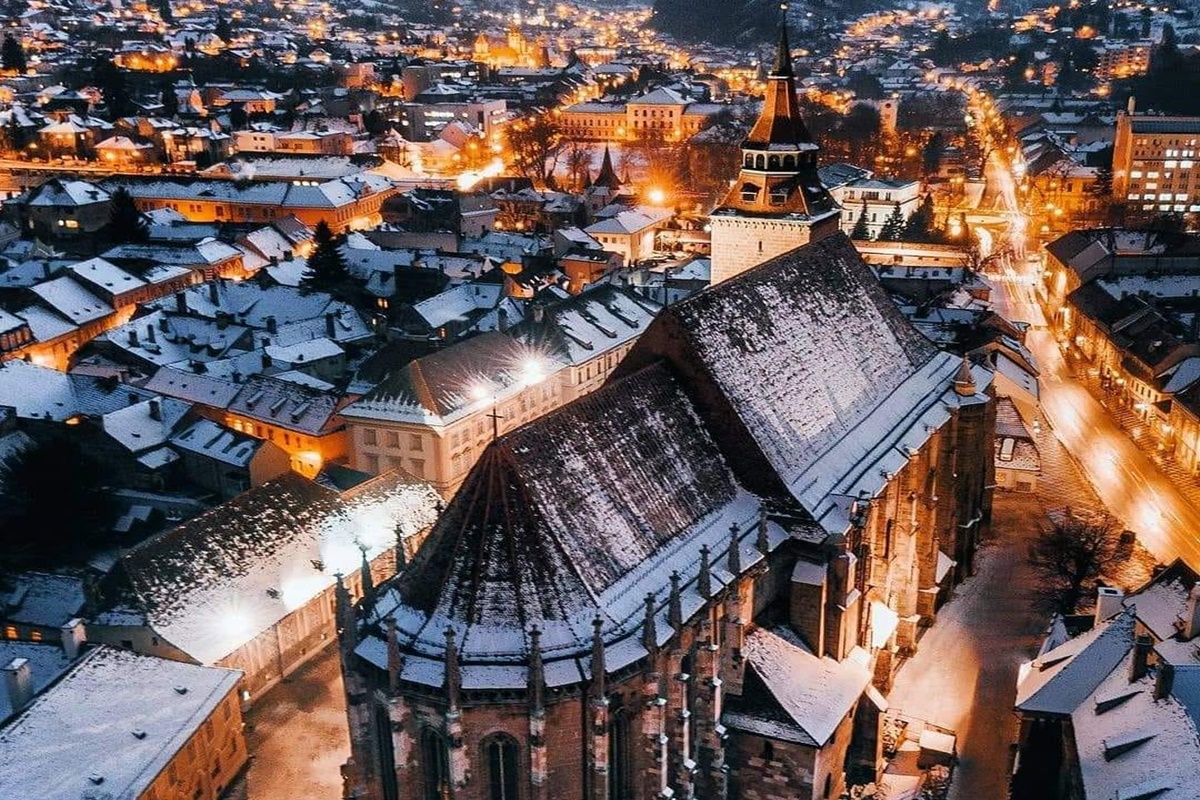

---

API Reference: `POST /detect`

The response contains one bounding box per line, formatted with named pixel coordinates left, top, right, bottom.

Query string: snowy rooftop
left=0, top=647, right=241, bottom=800
left=1016, top=609, right=1135, bottom=716
left=3, top=572, right=86, bottom=628
left=120, top=472, right=440, bottom=664
left=360, top=365, right=805, bottom=680
left=649, top=233, right=978, bottom=533
left=0, top=641, right=73, bottom=720
left=724, top=626, right=872, bottom=747
left=1072, top=650, right=1200, bottom=800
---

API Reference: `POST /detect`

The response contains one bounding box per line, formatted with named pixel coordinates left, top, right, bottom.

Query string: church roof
left=589, top=145, right=621, bottom=191
left=361, top=363, right=800, bottom=675
left=633, top=233, right=977, bottom=531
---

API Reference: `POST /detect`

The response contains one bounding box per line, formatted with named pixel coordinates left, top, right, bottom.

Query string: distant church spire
left=590, top=144, right=621, bottom=190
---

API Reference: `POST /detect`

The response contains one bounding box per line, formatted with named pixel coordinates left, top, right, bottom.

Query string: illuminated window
left=30, top=630, right=42, bottom=642
left=4, top=625, right=16, bottom=639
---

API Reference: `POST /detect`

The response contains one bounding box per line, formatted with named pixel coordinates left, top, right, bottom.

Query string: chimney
left=146, top=324, right=155, bottom=344
left=128, top=391, right=139, bottom=406
left=1127, top=95, right=1136, bottom=115
left=262, top=352, right=273, bottom=369
left=60, top=618, right=85, bottom=660
left=532, top=304, right=544, bottom=324
left=954, top=355, right=976, bottom=397
left=266, top=315, right=277, bottom=334
left=1131, top=634, right=1153, bottom=682
left=207, top=280, right=219, bottom=306
left=158, top=316, right=169, bottom=333
left=1156, top=661, right=1176, bottom=700
left=232, top=370, right=242, bottom=384
left=1096, top=586, right=1125, bottom=624
left=2, top=659, right=32, bottom=712
left=1183, top=585, right=1200, bottom=640
left=498, top=307, right=508, bottom=332
left=174, top=292, right=187, bottom=314
left=325, top=312, right=336, bottom=338
left=128, top=329, right=138, bottom=347
left=148, top=398, right=162, bottom=422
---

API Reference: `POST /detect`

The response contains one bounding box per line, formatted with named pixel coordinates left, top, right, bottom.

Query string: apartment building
left=1112, top=107, right=1200, bottom=215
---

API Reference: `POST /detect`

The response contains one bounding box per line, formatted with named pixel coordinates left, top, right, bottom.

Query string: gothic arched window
left=755, top=155, right=765, bottom=170
left=609, top=705, right=634, bottom=800
left=769, top=155, right=780, bottom=169
left=484, top=733, right=520, bottom=800
left=420, top=728, right=450, bottom=800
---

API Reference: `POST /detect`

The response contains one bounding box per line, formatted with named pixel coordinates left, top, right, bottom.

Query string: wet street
left=992, top=267, right=1200, bottom=567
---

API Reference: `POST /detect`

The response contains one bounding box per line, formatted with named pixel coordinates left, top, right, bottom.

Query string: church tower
left=709, top=19, right=840, bottom=284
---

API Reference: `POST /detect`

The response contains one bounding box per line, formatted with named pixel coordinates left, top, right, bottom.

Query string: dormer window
left=769, top=188, right=789, bottom=205
left=741, top=185, right=759, bottom=203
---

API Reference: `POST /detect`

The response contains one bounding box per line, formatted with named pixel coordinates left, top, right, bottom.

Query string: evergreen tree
left=106, top=187, right=148, bottom=244
left=850, top=201, right=871, bottom=240
left=301, top=221, right=351, bottom=295
left=93, top=58, right=131, bottom=119
left=879, top=203, right=906, bottom=242
left=921, top=131, right=945, bottom=176
left=215, top=10, right=232, bottom=41
left=902, top=194, right=938, bottom=242
left=0, top=438, right=116, bottom=573
left=156, top=0, right=173, bottom=24
left=160, top=79, right=179, bottom=118
left=1, top=33, right=25, bottom=73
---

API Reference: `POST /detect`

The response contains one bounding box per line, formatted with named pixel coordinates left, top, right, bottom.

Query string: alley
left=233, top=645, right=350, bottom=800
left=888, top=493, right=1047, bottom=800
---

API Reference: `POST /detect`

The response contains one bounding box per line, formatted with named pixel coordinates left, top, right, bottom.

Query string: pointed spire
left=728, top=523, right=742, bottom=575
left=698, top=544, right=713, bottom=598
left=592, top=144, right=621, bottom=189
left=590, top=615, right=606, bottom=701
left=642, top=592, right=658, bottom=653
left=757, top=507, right=771, bottom=554
left=772, top=7, right=794, bottom=78
left=386, top=616, right=403, bottom=693
left=444, top=626, right=461, bottom=711
left=668, top=570, right=683, bottom=628
left=954, top=354, right=977, bottom=397
left=359, top=545, right=374, bottom=598
left=528, top=625, right=545, bottom=715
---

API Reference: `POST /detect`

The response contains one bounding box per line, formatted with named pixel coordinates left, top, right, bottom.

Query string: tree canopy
left=301, top=220, right=352, bottom=295
left=0, top=437, right=117, bottom=573
left=2, top=33, right=26, bottom=74
left=106, top=187, right=149, bottom=244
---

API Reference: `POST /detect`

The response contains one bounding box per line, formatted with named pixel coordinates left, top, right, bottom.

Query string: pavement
left=888, top=492, right=1049, bottom=800
left=230, top=644, right=350, bottom=800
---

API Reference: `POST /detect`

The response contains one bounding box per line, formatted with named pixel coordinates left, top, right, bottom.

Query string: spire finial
left=385, top=616, right=403, bottom=693
left=528, top=624, right=545, bottom=714
left=642, top=592, right=658, bottom=653
left=772, top=4, right=793, bottom=77
left=728, top=523, right=742, bottom=575
left=698, top=544, right=713, bottom=598
left=590, top=614, right=606, bottom=701
left=444, top=625, right=461, bottom=710
left=668, top=570, right=683, bottom=628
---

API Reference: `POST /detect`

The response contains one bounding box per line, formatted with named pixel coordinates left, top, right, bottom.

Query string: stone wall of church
left=708, top=214, right=839, bottom=285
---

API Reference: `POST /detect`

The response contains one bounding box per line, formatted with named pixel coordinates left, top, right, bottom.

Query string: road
left=985, top=146, right=1200, bottom=569
left=889, top=493, right=1048, bottom=800
left=232, top=644, right=350, bottom=800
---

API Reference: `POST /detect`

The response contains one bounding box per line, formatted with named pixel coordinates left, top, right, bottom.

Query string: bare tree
left=563, top=141, right=593, bottom=192
left=1028, top=508, right=1126, bottom=613
left=507, top=114, right=565, bottom=188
